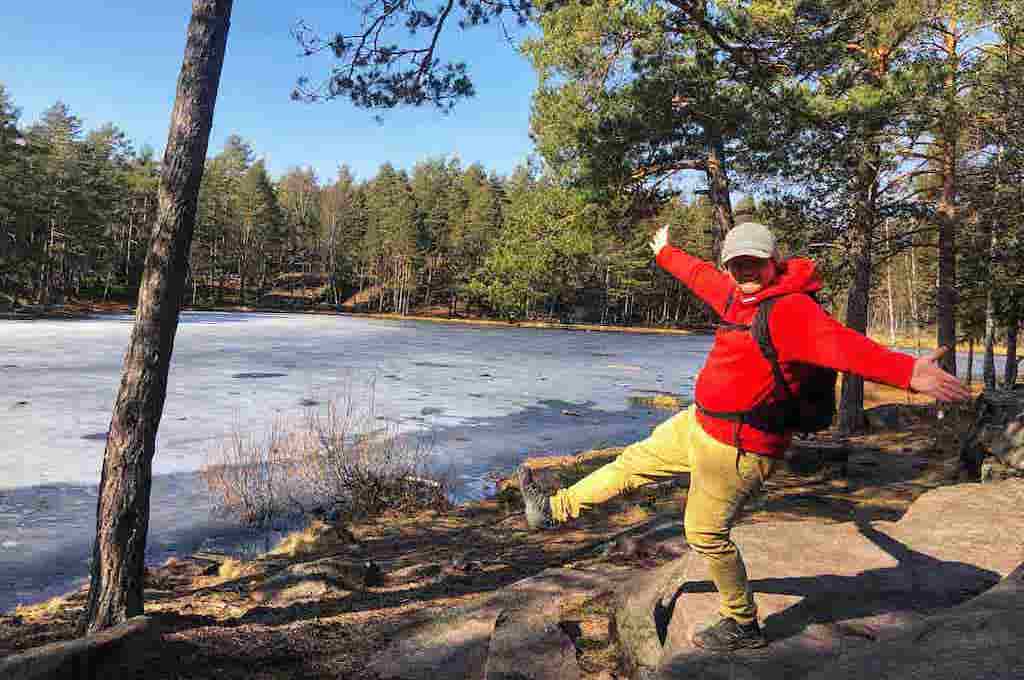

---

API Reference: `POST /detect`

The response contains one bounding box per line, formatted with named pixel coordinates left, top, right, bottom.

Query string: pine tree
left=0, top=84, right=30, bottom=298
left=277, top=166, right=321, bottom=280
left=236, top=159, right=282, bottom=303
left=319, top=165, right=363, bottom=304
left=410, top=158, right=456, bottom=308
left=362, top=163, right=419, bottom=312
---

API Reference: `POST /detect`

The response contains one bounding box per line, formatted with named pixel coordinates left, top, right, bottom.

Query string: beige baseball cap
left=720, top=221, right=777, bottom=265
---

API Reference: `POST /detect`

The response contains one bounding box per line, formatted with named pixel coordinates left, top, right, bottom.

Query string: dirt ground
left=0, top=383, right=983, bottom=679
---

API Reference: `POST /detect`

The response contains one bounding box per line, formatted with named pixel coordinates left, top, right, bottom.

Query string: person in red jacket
left=518, top=221, right=969, bottom=652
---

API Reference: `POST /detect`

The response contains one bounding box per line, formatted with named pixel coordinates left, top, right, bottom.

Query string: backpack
left=698, top=293, right=837, bottom=435
left=751, top=296, right=837, bottom=433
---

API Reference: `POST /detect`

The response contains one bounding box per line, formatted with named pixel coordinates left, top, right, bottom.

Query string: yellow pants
left=549, top=405, right=776, bottom=624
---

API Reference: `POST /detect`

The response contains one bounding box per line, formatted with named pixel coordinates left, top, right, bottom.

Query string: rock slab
left=484, top=597, right=580, bottom=680
left=368, top=566, right=635, bottom=680
left=611, top=480, right=1023, bottom=679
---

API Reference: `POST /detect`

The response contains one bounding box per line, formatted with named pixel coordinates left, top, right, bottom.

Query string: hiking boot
left=517, top=464, right=555, bottom=530
left=692, top=617, right=767, bottom=652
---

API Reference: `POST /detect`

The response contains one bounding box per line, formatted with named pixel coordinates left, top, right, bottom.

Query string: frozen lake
left=0, top=311, right=709, bottom=611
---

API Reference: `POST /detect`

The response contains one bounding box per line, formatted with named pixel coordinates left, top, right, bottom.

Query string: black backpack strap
left=752, top=297, right=794, bottom=402
left=716, top=321, right=751, bottom=332
left=715, top=290, right=750, bottom=332
left=695, top=403, right=747, bottom=422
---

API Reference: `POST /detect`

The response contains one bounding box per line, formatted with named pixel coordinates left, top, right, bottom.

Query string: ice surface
left=0, top=313, right=715, bottom=490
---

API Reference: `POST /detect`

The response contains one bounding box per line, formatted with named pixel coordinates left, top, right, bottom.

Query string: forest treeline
left=0, top=89, right=748, bottom=328
left=2, top=87, right=1017, bottom=344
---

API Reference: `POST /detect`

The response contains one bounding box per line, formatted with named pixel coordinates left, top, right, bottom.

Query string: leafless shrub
left=201, top=382, right=450, bottom=529
left=199, top=419, right=306, bottom=529
left=300, top=394, right=450, bottom=519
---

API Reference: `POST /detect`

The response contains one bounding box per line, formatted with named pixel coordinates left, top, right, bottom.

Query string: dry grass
left=299, top=397, right=450, bottom=519
left=13, top=596, right=70, bottom=622
left=265, top=520, right=354, bottom=560
left=871, top=329, right=1012, bottom=356
left=217, top=558, right=252, bottom=580
left=200, top=420, right=306, bottom=528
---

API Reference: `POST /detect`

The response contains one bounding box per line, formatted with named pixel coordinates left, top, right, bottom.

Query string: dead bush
left=199, top=419, right=306, bottom=529
left=300, top=396, right=450, bottom=519
left=201, top=386, right=450, bottom=530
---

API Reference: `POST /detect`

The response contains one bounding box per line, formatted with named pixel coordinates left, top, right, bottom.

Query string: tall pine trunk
left=703, top=120, right=733, bottom=263
left=936, top=144, right=958, bottom=375
left=884, top=219, right=897, bottom=344
left=1006, top=317, right=1019, bottom=387
left=966, top=336, right=974, bottom=388
left=935, top=23, right=960, bottom=376
left=80, top=0, right=232, bottom=634
left=838, top=230, right=872, bottom=434
left=983, top=289, right=998, bottom=390
left=838, top=141, right=880, bottom=435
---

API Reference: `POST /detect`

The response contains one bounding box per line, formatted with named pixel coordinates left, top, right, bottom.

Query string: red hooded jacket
left=655, top=246, right=916, bottom=458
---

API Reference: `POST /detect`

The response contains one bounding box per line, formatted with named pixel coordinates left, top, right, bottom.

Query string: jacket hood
left=738, top=257, right=822, bottom=304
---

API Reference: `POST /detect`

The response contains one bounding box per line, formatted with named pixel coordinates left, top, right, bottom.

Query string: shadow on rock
left=619, top=519, right=1004, bottom=679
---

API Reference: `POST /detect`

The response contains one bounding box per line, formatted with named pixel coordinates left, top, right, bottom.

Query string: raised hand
left=909, top=347, right=971, bottom=402
left=649, top=224, right=669, bottom=256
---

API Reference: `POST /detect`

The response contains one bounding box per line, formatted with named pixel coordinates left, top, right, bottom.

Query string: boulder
left=611, top=555, right=695, bottom=673
left=863, top=403, right=930, bottom=432
left=981, top=410, right=1024, bottom=480
left=286, top=556, right=383, bottom=587
left=0, top=615, right=160, bottom=680
left=981, top=456, right=1024, bottom=481
left=990, top=412, right=1024, bottom=470
left=610, top=480, right=1024, bottom=679
left=250, top=575, right=345, bottom=605
left=367, top=565, right=637, bottom=680
left=960, top=389, right=1024, bottom=478
left=484, top=597, right=580, bottom=680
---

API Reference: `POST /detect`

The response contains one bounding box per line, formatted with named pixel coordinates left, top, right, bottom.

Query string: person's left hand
left=649, top=224, right=669, bottom=256
left=909, top=347, right=971, bottom=402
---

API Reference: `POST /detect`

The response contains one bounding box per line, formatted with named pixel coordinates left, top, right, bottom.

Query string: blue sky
left=0, top=1, right=539, bottom=183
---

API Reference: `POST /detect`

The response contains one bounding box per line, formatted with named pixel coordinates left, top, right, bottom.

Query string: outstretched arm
left=770, top=295, right=970, bottom=402
left=649, top=225, right=735, bottom=317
